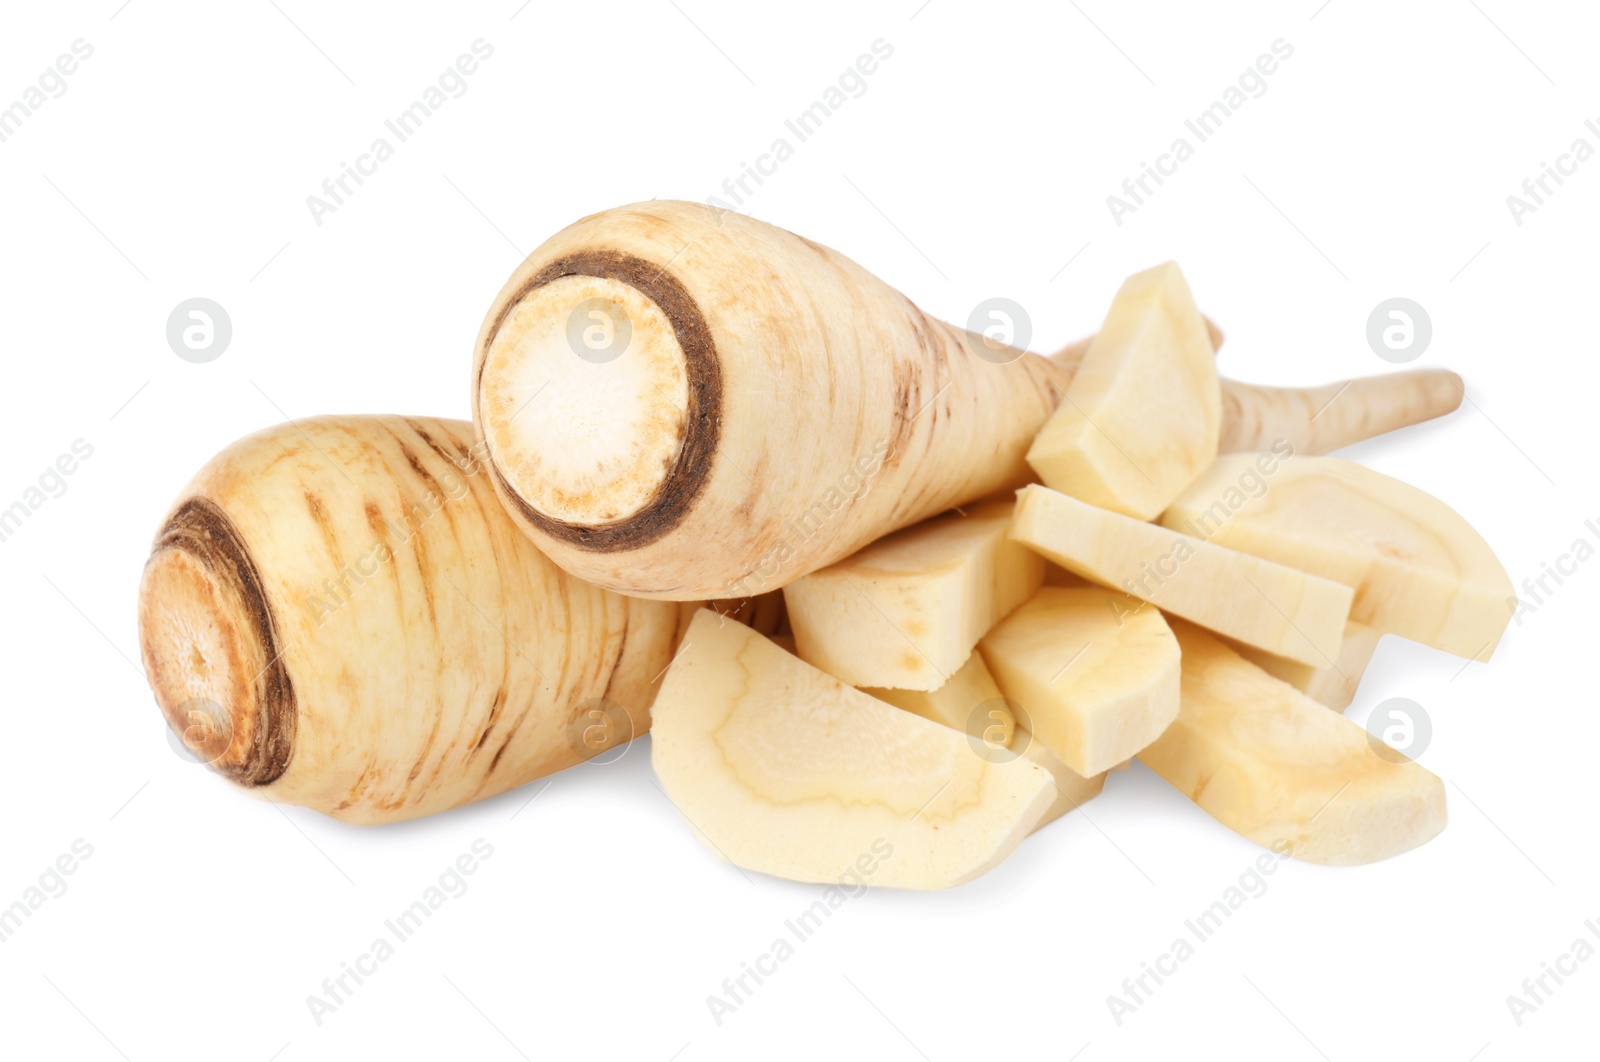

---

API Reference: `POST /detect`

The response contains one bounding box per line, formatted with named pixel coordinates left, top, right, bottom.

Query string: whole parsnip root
left=136, top=415, right=688, bottom=824
left=473, top=200, right=1464, bottom=600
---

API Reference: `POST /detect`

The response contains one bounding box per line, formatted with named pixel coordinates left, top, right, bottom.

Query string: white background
left=1, top=1, right=1594, bottom=1059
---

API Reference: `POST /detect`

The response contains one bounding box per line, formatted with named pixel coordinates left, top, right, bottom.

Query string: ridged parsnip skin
left=865, top=653, right=1106, bottom=834
left=651, top=611, right=1055, bottom=889
left=979, top=588, right=1180, bottom=776
left=1161, top=454, right=1513, bottom=660
left=473, top=201, right=1463, bottom=601
left=1231, top=621, right=1383, bottom=711
left=1011, top=484, right=1352, bottom=667
left=1140, top=623, right=1446, bottom=865
left=784, top=499, right=1044, bottom=690
left=136, top=416, right=688, bottom=824
left=1026, top=262, right=1220, bottom=519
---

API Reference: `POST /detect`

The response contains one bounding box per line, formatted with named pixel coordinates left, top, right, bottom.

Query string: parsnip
left=650, top=610, right=1054, bottom=889
left=866, top=654, right=1107, bottom=832
left=1139, top=623, right=1446, bottom=865
left=137, top=416, right=687, bottom=824
left=863, top=651, right=1016, bottom=745
left=784, top=499, right=1043, bottom=690
left=1231, top=621, right=1382, bottom=711
left=1027, top=262, right=1220, bottom=519
left=1011, top=485, right=1353, bottom=667
left=979, top=587, right=1180, bottom=777
left=1161, top=454, right=1513, bottom=659
left=473, top=201, right=1463, bottom=600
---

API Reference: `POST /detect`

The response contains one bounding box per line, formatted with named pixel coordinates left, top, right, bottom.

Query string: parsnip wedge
left=784, top=499, right=1044, bottom=690
left=864, top=652, right=1106, bottom=832
left=1026, top=262, right=1221, bottom=519
left=864, top=651, right=1016, bottom=747
left=1161, top=454, right=1513, bottom=660
left=1231, top=621, right=1383, bottom=711
left=1140, top=623, right=1446, bottom=865
left=651, top=610, right=1055, bottom=889
left=979, top=587, right=1180, bottom=776
left=1011, top=484, right=1352, bottom=668
left=1018, top=727, right=1109, bottom=830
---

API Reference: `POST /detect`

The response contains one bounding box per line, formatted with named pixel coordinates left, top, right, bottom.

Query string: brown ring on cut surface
left=479, top=250, right=723, bottom=553
left=141, top=497, right=296, bottom=786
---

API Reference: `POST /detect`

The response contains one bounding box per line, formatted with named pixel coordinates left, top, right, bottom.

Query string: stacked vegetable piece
left=137, top=201, right=1510, bottom=887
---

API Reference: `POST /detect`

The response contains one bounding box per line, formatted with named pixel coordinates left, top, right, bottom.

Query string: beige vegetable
left=1011, top=484, right=1352, bottom=667
left=650, top=610, right=1054, bottom=889
left=1139, top=623, right=1446, bottom=865
left=865, top=652, right=1107, bottom=832
left=1027, top=262, right=1220, bottom=519
left=1231, top=621, right=1383, bottom=711
left=472, top=200, right=1463, bottom=600
left=864, top=651, right=1016, bottom=743
left=979, top=587, right=1180, bottom=776
left=784, top=499, right=1043, bottom=690
left=136, top=416, right=687, bottom=824
left=1161, top=453, right=1513, bottom=659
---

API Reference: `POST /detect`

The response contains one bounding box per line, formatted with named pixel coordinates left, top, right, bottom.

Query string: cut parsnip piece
left=1018, top=727, right=1109, bottom=830
left=1231, top=621, right=1383, bottom=711
left=864, top=651, right=1014, bottom=746
left=651, top=610, right=1054, bottom=889
left=1026, top=262, right=1220, bottom=519
left=1161, top=454, right=1513, bottom=660
left=1012, top=484, right=1352, bottom=668
left=865, top=653, right=1105, bottom=833
left=784, top=499, right=1044, bottom=690
left=1141, top=622, right=1445, bottom=865
left=979, top=587, right=1180, bottom=777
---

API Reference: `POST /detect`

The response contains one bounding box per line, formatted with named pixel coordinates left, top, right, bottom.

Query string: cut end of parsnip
left=980, top=587, right=1180, bottom=777
left=1012, top=484, right=1353, bottom=668
left=477, top=273, right=693, bottom=528
left=138, top=499, right=292, bottom=786
left=1027, top=262, right=1220, bottom=519
left=1141, top=622, right=1446, bottom=865
left=651, top=610, right=1056, bottom=889
left=784, top=499, right=1044, bottom=690
left=1162, top=454, right=1514, bottom=660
